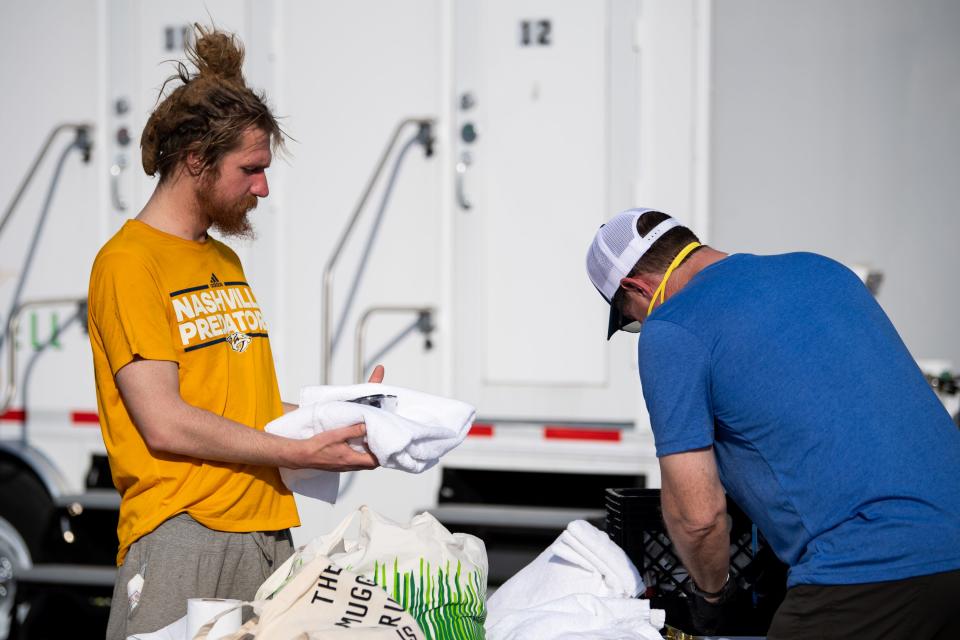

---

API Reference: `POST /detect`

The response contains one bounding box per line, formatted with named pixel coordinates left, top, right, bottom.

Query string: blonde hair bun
left=140, top=24, right=282, bottom=180
left=189, top=23, right=245, bottom=82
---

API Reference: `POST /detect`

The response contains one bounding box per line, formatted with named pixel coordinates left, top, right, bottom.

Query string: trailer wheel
left=0, top=458, right=54, bottom=561
left=0, top=517, right=31, bottom=640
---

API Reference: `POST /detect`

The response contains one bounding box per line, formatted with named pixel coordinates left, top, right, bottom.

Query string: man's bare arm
left=659, top=446, right=729, bottom=596
left=115, top=358, right=378, bottom=471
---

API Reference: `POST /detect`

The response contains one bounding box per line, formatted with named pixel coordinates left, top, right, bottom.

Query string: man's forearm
left=662, top=501, right=730, bottom=593
left=115, top=358, right=378, bottom=472
left=145, top=397, right=299, bottom=467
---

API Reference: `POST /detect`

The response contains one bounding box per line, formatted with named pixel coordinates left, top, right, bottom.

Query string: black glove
left=685, top=576, right=738, bottom=635
left=687, top=591, right=726, bottom=635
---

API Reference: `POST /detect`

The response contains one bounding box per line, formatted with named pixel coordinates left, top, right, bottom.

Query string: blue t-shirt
left=638, top=252, right=960, bottom=587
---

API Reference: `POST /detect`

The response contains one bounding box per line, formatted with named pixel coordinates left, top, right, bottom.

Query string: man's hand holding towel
left=265, top=383, right=476, bottom=501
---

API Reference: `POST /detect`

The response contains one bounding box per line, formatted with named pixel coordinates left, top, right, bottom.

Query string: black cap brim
left=607, top=304, right=629, bottom=340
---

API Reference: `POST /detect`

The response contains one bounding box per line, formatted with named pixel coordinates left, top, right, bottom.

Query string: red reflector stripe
left=71, top=411, right=101, bottom=425
left=0, top=409, right=26, bottom=422
left=468, top=424, right=494, bottom=437
left=544, top=427, right=621, bottom=442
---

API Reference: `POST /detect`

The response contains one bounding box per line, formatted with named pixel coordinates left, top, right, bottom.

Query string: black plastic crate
left=605, top=488, right=787, bottom=636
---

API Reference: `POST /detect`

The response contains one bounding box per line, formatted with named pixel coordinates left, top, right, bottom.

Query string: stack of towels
left=486, top=520, right=665, bottom=640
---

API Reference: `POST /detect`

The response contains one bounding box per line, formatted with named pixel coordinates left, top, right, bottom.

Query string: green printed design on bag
left=372, top=557, right=486, bottom=640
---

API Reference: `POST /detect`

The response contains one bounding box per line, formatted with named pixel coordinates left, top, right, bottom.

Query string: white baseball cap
left=586, top=208, right=679, bottom=339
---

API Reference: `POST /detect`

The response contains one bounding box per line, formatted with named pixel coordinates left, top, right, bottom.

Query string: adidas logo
left=209, top=273, right=223, bottom=287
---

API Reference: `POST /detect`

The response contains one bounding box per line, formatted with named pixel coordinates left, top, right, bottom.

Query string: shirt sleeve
left=638, top=319, right=715, bottom=456
left=89, top=251, right=180, bottom=375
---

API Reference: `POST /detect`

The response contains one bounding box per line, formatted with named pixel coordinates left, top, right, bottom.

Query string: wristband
left=686, top=573, right=732, bottom=600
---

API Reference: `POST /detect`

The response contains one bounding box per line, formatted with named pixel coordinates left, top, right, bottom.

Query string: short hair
left=140, top=24, right=284, bottom=182
left=611, top=211, right=701, bottom=311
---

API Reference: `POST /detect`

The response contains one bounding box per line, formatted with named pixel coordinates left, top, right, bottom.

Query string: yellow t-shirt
left=88, top=220, right=299, bottom=565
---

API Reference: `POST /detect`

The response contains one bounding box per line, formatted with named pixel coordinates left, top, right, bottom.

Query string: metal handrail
left=354, top=306, right=435, bottom=383
left=321, top=117, right=435, bottom=383
left=0, top=123, right=93, bottom=240
left=1, top=297, right=87, bottom=419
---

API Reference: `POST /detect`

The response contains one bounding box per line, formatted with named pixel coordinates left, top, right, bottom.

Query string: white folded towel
left=486, top=594, right=664, bottom=640
left=486, top=520, right=664, bottom=640
left=489, top=519, right=644, bottom=609
left=265, top=383, right=476, bottom=500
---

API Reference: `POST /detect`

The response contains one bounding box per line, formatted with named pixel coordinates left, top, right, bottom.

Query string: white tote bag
left=258, top=506, right=488, bottom=640
left=194, top=554, right=424, bottom=640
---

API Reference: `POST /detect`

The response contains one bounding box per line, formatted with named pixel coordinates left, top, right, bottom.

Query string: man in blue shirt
left=586, top=209, right=960, bottom=639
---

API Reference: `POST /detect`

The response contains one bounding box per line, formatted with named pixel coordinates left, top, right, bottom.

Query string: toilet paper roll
left=186, top=598, right=242, bottom=640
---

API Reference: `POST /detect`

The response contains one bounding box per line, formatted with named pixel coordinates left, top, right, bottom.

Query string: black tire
left=0, top=458, right=56, bottom=640
left=0, top=515, right=32, bottom=640
left=0, top=458, right=54, bottom=563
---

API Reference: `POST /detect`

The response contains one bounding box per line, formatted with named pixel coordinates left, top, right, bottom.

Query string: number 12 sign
left=519, top=19, right=552, bottom=47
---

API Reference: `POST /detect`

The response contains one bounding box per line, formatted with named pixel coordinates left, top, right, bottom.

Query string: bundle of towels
left=265, top=383, right=476, bottom=501
left=486, top=520, right=665, bottom=640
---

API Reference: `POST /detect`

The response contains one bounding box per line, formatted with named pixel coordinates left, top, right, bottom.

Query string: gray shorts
left=105, top=514, right=294, bottom=640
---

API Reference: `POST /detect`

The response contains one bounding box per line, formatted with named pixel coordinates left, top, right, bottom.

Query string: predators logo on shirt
left=225, top=331, right=252, bottom=353
left=170, top=280, right=269, bottom=352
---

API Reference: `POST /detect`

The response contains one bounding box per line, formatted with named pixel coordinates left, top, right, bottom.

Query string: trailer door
left=452, top=0, right=642, bottom=422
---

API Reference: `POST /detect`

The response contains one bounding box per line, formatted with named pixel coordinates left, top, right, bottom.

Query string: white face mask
left=621, top=320, right=642, bottom=334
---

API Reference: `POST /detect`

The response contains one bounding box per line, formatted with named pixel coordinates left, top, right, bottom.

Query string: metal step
left=428, top=504, right=605, bottom=529
left=55, top=489, right=120, bottom=512
left=17, top=564, right=116, bottom=587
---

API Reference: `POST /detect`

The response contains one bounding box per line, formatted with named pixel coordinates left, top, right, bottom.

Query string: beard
left=196, top=175, right=258, bottom=240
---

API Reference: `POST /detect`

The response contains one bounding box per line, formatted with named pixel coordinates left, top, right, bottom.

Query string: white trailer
left=2, top=0, right=958, bottom=637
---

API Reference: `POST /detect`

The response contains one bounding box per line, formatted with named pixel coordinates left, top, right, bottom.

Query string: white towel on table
left=265, top=383, right=475, bottom=501
left=486, top=594, right=664, bottom=640
left=486, top=520, right=664, bottom=640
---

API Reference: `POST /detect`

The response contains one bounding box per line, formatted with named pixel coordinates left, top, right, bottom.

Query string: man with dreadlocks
left=88, top=26, right=379, bottom=638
